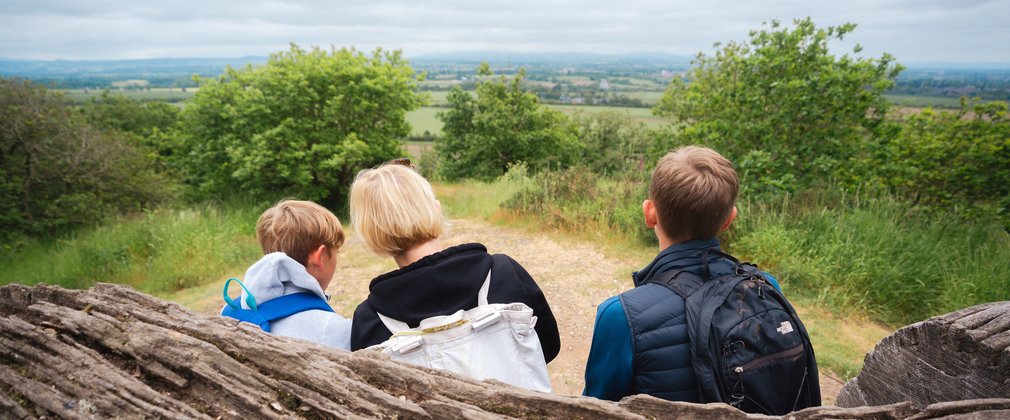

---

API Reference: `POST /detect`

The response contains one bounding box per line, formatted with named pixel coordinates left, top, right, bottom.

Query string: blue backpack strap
left=221, top=278, right=334, bottom=333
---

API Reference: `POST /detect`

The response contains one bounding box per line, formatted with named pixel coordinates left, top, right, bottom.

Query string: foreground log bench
left=838, top=300, right=1010, bottom=408
left=0, top=283, right=1007, bottom=419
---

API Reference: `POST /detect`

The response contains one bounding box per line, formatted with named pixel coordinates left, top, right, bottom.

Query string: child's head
left=648, top=146, right=739, bottom=242
left=349, top=162, right=444, bottom=256
left=256, top=200, right=344, bottom=288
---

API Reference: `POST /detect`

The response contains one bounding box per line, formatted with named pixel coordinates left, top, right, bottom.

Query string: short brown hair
left=349, top=163, right=444, bottom=256
left=650, top=146, right=739, bottom=241
left=256, top=200, right=345, bottom=266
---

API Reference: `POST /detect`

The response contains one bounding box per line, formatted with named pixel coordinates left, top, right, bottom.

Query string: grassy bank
left=731, top=192, right=1010, bottom=325
left=0, top=203, right=262, bottom=296
left=498, top=168, right=1010, bottom=326
left=433, top=177, right=894, bottom=379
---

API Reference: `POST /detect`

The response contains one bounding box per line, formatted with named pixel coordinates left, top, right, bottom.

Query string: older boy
left=583, top=146, right=799, bottom=404
left=221, top=200, right=352, bottom=350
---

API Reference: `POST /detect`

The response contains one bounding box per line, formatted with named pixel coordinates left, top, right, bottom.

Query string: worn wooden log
left=0, top=283, right=1007, bottom=419
left=838, top=301, right=1010, bottom=409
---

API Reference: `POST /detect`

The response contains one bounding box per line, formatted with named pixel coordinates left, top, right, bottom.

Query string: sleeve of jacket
left=762, top=272, right=783, bottom=293
left=583, top=295, right=634, bottom=401
left=496, top=254, right=561, bottom=363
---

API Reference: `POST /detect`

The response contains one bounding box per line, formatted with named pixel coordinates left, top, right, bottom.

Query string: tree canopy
left=0, top=78, right=171, bottom=241
left=654, top=18, right=903, bottom=192
left=171, top=45, right=423, bottom=204
left=436, top=65, right=581, bottom=181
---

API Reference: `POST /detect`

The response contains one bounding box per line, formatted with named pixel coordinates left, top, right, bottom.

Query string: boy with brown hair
left=221, top=200, right=352, bottom=350
left=584, top=146, right=817, bottom=413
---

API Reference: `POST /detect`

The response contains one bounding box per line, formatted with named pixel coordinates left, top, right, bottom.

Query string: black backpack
left=648, top=248, right=821, bottom=415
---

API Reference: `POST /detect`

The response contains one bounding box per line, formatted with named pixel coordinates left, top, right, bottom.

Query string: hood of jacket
left=366, top=243, right=492, bottom=324
left=240, top=252, right=328, bottom=308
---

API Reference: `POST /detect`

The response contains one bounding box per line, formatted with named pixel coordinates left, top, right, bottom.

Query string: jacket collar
left=633, top=237, right=722, bottom=286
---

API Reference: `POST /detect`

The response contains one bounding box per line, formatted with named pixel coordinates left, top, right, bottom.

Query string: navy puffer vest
left=620, top=255, right=736, bottom=401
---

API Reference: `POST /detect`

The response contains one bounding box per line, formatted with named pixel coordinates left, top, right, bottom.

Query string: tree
left=654, top=18, right=903, bottom=191
left=886, top=100, right=1010, bottom=221
left=574, top=111, right=654, bottom=175
left=436, top=64, right=581, bottom=181
left=79, top=91, right=180, bottom=139
left=0, top=78, right=171, bottom=241
left=171, top=45, right=423, bottom=204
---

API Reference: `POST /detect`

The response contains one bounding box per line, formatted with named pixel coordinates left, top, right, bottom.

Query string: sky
left=1, top=0, right=1009, bottom=64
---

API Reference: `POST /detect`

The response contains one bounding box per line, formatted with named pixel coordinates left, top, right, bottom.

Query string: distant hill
left=0, top=56, right=268, bottom=79
left=409, top=51, right=694, bottom=67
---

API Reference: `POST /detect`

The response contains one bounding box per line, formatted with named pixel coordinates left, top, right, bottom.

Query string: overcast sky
left=2, top=0, right=1008, bottom=63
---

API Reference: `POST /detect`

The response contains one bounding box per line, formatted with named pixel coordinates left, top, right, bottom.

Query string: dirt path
left=183, top=217, right=847, bottom=402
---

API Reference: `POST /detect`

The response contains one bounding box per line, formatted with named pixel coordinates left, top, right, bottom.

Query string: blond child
left=221, top=200, right=352, bottom=350
left=347, top=161, right=560, bottom=363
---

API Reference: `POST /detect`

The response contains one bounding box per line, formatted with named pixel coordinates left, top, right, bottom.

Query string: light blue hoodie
left=224, top=252, right=352, bottom=350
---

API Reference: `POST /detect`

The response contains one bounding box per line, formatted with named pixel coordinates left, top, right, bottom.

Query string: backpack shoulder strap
left=376, top=312, right=411, bottom=334
left=221, top=284, right=334, bottom=333
left=256, top=293, right=334, bottom=321
left=477, top=268, right=492, bottom=306
left=646, top=269, right=706, bottom=299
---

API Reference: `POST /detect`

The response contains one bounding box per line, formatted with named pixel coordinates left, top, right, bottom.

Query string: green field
left=60, top=88, right=197, bottom=103
left=406, top=107, right=445, bottom=135
left=883, top=94, right=968, bottom=109
left=406, top=104, right=664, bottom=136
left=623, top=91, right=665, bottom=104
left=548, top=104, right=664, bottom=125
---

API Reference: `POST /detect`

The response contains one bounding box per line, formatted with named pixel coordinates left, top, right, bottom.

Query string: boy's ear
left=720, top=206, right=738, bottom=232
left=643, top=199, right=658, bottom=228
left=306, top=244, right=327, bottom=267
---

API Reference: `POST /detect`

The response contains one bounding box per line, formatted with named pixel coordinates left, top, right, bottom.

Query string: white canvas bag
left=368, top=269, right=552, bottom=392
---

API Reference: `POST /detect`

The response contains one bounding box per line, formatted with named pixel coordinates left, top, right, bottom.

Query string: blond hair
left=256, top=200, right=345, bottom=265
left=650, top=146, right=739, bottom=241
left=349, top=164, right=444, bottom=256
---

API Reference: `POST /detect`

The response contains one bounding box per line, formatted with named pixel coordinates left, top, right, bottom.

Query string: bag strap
left=649, top=269, right=705, bottom=299
left=221, top=290, right=334, bottom=333
left=477, top=267, right=492, bottom=306
left=376, top=268, right=493, bottom=333
left=700, top=247, right=740, bottom=279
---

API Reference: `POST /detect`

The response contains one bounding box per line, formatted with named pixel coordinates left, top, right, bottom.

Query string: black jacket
left=350, top=243, right=561, bottom=363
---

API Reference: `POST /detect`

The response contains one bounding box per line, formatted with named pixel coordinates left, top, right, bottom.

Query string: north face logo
left=777, top=321, right=794, bottom=335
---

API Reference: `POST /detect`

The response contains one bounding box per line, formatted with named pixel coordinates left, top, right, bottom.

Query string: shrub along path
left=174, top=218, right=889, bottom=404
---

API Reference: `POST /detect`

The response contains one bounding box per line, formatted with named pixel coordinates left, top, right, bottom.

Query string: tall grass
left=501, top=168, right=1010, bottom=326
left=730, top=191, right=1010, bottom=325
left=504, top=167, right=654, bottom=246
left=0, top=202, right=262, bottom=296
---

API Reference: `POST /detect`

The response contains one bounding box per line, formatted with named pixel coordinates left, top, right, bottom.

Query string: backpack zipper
left=732, top=343, right=805, bottom=374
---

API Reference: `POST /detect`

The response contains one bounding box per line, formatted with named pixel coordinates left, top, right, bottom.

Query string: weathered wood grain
left=838, top=301, right=1010, bottom=409
left=1, top=283, right=1007, bottom=419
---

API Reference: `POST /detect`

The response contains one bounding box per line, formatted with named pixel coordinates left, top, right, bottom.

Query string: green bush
left=436, top=65, right=582, bottom=181
left=0, top=78, right=172, bottom=241
left=171, top=45, right=424, bottom=205
left=654, top=18, right=902, bottom=191
left=879, top=100, right=1010, bottom=226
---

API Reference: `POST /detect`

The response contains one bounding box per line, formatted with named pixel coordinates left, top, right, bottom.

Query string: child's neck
left=394, top=238, right=443, bottom=268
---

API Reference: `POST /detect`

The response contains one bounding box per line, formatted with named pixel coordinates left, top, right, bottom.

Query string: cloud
left=0, top=0, right=1007, bottom=62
